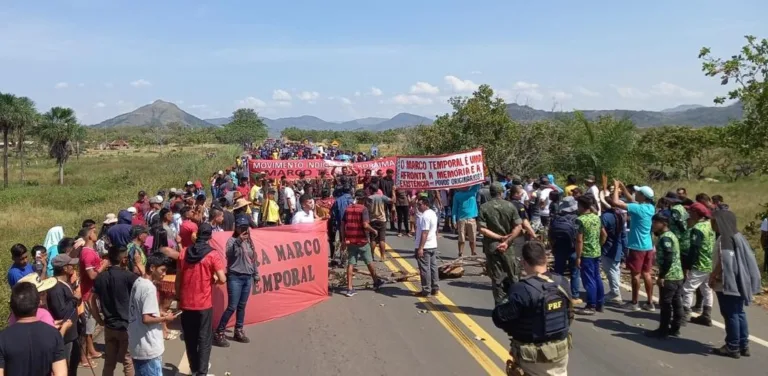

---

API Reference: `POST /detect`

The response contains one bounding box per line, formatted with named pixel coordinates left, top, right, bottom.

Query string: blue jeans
left=717, top=292, right=749, bottom=350
left=133, top=356, right=163, bottom=376
left=601, top=256, right=621, bottom=298
left=581, top=257, right=604, bottom=308
left=553, top=251, right=581, bottom=298
left=216, top=272, right=253, bottom=331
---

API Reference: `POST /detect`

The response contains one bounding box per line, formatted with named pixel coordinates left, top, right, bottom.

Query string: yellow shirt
left=262, top=199, right=280, bottom=223
left=249, top=185, right=262, bottom=203
left=565, top=184, right=577, bottom=197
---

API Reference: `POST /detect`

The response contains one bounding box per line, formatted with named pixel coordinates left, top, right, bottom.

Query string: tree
left=37, top=107, right=83, bottom=185
left=215, top=108, right=268, bottom=145
left=700, top=35, right=768, bottom=170
left=0, top=93, right=38, bottom=188
left=13, top=97, right=39, bottom=182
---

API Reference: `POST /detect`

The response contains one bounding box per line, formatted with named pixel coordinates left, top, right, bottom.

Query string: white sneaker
left=642, top=302, right=656, bottom=312
left=622, top=302, right=641, bottom=312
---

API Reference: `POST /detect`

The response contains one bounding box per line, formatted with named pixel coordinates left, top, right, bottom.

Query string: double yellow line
left=382, top=245, right=509, bottom=376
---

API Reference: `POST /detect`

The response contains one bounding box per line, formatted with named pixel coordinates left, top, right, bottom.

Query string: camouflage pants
left=484, top=242, right=520, bottom=305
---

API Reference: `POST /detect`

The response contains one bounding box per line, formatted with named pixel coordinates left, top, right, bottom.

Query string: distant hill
left=204, top=113, right=433, bottom=136
left=92, top=100, right=215, bottom=128
left=506, top=102, right=742, bottom=127
left=661, top=104, right=705, bottom=113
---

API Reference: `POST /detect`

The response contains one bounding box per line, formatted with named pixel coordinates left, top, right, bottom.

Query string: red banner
left=352, top=157, right=397, bottom=175
left=210, top=221, right=329, bottom=327
left=248, top=157, right=397, bottom=180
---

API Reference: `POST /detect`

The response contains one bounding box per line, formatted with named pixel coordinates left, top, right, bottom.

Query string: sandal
left=79, top=360, right=98, bottom=368
left=89, top=352, right=104, bottom=359
left=165, top=329, right=181, bottom=340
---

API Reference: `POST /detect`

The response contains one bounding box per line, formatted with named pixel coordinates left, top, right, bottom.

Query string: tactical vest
left=522, top=274, right=570, bottom=343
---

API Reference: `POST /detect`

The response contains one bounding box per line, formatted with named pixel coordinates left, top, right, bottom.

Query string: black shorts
left=370, top=220, right=387, bottom=243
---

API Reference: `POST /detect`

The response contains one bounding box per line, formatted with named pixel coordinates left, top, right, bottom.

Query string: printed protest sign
left=248, top=159, right=351, bottom=179
left=352, top=157, right=397, bottom=175
left=210, top=221, right=330, bottom=327
left=394, top=148, right=485, bottom=189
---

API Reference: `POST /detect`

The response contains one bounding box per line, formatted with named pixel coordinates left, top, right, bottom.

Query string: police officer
left=478, top=182, right=523, bottom=305
left=493, top=241, right=573, bottom=376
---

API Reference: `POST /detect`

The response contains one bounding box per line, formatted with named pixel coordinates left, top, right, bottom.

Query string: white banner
left=394, top=148, right=485, bottom=189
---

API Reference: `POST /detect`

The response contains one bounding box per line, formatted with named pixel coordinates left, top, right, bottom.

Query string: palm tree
left=37, top=107, right=82, bottom=185
left=13, top=97, right=38, bottom=183
left=0, top=93, right=38, bottom=187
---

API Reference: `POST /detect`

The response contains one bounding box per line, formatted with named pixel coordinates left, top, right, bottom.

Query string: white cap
left=186, top=180, right=194, bottom=186
left=218, top=170, right=224, bottom=175
left=149, top=195, right=164, bottom=204
left=126, top=207, right=137, bottom=214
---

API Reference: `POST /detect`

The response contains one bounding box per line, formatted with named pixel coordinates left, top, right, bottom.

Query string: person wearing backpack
left=549, top=196, right=583, bottom=305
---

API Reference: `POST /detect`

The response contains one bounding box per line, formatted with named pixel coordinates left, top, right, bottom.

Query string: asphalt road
left=85, top=230, right=768, bottom=376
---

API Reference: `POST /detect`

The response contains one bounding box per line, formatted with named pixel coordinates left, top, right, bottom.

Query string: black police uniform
left=492, top=272, right=573, bottom=375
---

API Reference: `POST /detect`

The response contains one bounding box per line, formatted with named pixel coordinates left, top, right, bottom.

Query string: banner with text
left=352, top=157, right=397, bottom=175
left=248, top=159, right=351, bottom=179
left=394, top=148, right=485, bottom=189
left=210, top=221, right=329, bottom=327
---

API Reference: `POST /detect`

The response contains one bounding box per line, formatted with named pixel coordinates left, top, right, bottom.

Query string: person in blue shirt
left=610, top=180, right=656, bottom=312
left=452, top=184, right=481, bottom=257
left=43, top=226, right=64, bottom=278
left=7, top=244, right=35, bottom=287
left=599, top=192, right=627, bottom=304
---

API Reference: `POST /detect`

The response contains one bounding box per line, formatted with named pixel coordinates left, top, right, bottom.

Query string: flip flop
left=89, top=352, right=104, bottom=359
left=79, top=361, right=98, bottom=369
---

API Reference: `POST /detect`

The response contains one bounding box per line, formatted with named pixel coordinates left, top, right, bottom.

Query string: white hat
left=103, top=213, right=118, bottom=224
left=126, top=207, right=137, bottom=214
left=218, top=170, right=224, bottom=175
left=169, top=188, right=178, bottom=194
left=19, top=273, right=57, bottom=292
left=186, top=181, right=194, bottom=187
left=149, top=195, right=164, bottom=204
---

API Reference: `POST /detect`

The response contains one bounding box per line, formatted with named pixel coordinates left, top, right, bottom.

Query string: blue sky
left=1, top=0, right=767, bottom=124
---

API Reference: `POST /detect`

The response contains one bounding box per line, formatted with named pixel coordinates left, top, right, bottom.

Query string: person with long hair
left=213, top=217, right=260, bottom=347
left=709, top=210, right=762, bottom=358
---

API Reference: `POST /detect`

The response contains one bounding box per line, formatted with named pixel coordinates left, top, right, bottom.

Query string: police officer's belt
left=510, top=334, right=572, bottom=364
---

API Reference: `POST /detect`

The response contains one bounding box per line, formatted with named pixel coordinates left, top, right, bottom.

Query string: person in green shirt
left=683, top=202, right=715, bottom=326
left=646, top=213, right=685, bottom=339
left=575, top=195, right=604, bottom=315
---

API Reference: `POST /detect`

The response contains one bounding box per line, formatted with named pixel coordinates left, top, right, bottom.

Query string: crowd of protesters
left=2, top=141, right=766, bottom=375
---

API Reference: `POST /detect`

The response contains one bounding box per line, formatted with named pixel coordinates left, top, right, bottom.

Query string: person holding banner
left=478, top=183, right=524, bottom=305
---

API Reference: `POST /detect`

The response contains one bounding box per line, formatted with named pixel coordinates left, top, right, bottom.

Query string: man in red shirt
left=178, top=207, right=198, bottom=249
left=78, top=225, right=108, bottom=360
left=236, top=178, right=250, bottom=199
left=133, top=191, right=149, bottom=225
left=175, top=223, right=226, bottom=376
left=340, top=190, right=383, bottom=297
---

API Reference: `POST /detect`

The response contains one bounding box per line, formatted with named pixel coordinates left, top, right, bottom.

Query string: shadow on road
left=163, top=363, right=180, bottom=376
left=415, top=301, right=493, bottom=318
left=447, top=280, right=492, bottom=291
left=577, top=317, right=711, bottom=355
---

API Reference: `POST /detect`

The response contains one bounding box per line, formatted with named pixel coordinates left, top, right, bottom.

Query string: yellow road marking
left=380, top=257, right=506, bottom=376
left=385, top=245, right=511, bottom=364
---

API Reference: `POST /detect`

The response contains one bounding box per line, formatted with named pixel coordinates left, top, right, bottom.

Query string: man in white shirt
left=282, top=182, right=297, bottom=224
left=414, top=196, right=439, bottom=297
left=585, top=175, right=601, bottom=216
left=292, top=194, right=316, bottom=224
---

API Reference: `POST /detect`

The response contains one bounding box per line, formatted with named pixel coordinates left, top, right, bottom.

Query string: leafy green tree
left=0, top=93, right=39, bottom=187
left=216, top=108, right=268, bottom=145
left=700, top=35, right=768, bottom=171
left=37, top=107, right=83, bottom=185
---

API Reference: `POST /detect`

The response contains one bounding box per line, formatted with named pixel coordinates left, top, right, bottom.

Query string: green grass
left=0, top=144, right=238, bottom=325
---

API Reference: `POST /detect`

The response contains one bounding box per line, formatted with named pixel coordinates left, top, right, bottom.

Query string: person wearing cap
left=213, top=216, right=260, bottom=347
left=598, top=190, right=627, bottom=304
left=478, top=182, right=523, bottom=305
left=683, top=202, right=716, bottom=326
left=610, top=180, right=657, bottom=312
left=90, top=246, right=139, bottom=376
left=645, top=213, right=685, bottom=339
left=1, top=280, right=68, bottom=376
left=340, top=190, right=384, bottom=297
left=261, top=188, right=281, bottom=227
left=145, top=195, right=164, bottom=228
left=47, top=254, right=88, bottom=371
left=549, top=196, right=582, bottom=303
left=98, top=213, right=118, bottom=256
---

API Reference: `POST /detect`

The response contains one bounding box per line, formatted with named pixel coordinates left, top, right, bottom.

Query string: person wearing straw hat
left=9, top=272, right=57, bottom=326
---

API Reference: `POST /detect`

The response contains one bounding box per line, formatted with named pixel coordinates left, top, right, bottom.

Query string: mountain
left=505, top=102, right=742, bottom=127
left=92, top=100, right=214, bottom=128
left=661, top=104, right=705, bottom=113
left=203, top=113, right=433, bottom=136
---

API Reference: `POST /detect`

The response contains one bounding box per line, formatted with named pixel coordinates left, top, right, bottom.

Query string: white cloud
left=369, top=86, right=383, bottom=96
left=392, top=94, right=433, bottom=106
left=514, top=81, right=539, bottom=90
left=130, top=79, right=151, bottom=87
left=54, top=82, right=68, bottom=89
left=340, top=97, right=353, bottom=105
left=94, top=102, right=106, bottom=108
left=551, top=91, right=573, bottom=101
left=650, top=82, right=703, bottom=98
left=444, top=75, right=478, bottom=93
left=410, top=81, right=440, bottom=95
left=611, top=85, right=650, bottom=99
left=297, top=91, right=320, bottom=101
left=354, top=91, right=361, bottom=97
left=237, top=96, right=267, bottom=108
left=511, top=81, right=544, bottom=101
left=77, top=83, right=85, bottom=88
left=577, top=87, right=600, bottom=97
left=272, top=89, right=292, bottom=101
